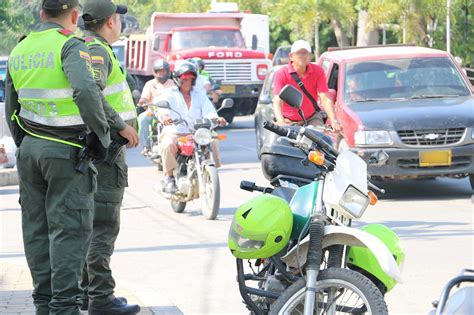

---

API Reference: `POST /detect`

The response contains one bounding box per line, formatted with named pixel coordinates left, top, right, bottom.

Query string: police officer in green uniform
left=79, top=1, right=140, bottom=314
left=5, top=0, right=111, bottom=314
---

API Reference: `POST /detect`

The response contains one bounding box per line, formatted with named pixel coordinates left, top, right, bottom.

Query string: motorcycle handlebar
left=263, top=121, right=298, bottom=140
left=301, top=128, right=339, bottom=158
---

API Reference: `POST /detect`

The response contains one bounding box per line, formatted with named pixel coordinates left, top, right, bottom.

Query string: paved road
left=1, top=117, right=473, bottom=314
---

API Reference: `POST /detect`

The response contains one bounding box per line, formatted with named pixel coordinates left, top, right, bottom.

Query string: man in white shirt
left=137, top=59, right=174, bottom=155
left=158, top=62, right=226, bottom=192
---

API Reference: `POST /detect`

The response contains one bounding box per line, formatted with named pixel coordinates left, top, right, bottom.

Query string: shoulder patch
left=58, top=28, right=73, bottom=36
left=91, top=55, right=105, bottom=64
left=79, top=50, right=91, bottom=61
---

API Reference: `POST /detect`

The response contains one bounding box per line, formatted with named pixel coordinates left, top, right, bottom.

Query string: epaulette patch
left=58, top=28, right=73, bottom=36
left=84, top=36, right=95, bottom=43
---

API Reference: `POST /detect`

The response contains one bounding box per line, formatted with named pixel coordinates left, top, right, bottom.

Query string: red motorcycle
left=155, top=99, right=233, bottom=220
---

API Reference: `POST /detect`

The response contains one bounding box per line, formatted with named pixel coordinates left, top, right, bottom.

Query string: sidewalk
left=0, top=260, right=154, bottom=315
left=0, top=184, right=161, bottom=315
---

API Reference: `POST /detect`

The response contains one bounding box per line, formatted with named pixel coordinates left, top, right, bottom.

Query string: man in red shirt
left=273, top=40, right=342, bottom=132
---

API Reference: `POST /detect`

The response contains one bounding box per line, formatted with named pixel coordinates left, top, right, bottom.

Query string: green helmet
left=347, top=224, right=405, bottom=293
left=228, top=194, right=293, bottom=259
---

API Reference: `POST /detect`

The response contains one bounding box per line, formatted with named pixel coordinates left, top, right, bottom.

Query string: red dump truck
left=124, top=12, right=272, bottom=122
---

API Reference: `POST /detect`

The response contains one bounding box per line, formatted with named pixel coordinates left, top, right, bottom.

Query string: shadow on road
left=355, top=219, right=472, bottom=240
left=376, top=178, right=472, bottom=201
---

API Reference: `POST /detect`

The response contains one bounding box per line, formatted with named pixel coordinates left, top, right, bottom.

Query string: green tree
left=0, top=0, right=36, bottom=54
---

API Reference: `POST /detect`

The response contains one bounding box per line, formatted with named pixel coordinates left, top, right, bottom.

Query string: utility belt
left=11, top=111, right=127, bottom=173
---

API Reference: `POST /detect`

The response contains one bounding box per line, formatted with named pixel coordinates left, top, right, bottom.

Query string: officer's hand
left=162, top=115, right=173, bottom=126
left=119, top=125, right=139, bottom=148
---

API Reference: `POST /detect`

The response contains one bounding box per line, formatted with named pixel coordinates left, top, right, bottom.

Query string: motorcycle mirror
left=221, top=98, right=234, bottom=109
left=155, top=100, right=170, bottom=109
left=369, top=150, right=389, bottom=166
left=132, top=90, right=141, bottom=104
left=279, top=85, right=303, bottom=108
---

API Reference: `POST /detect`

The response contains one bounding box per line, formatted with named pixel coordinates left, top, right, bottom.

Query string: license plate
left=220, top=85, right=236, bottom=94
left=419, top=150, right=452, bottom=167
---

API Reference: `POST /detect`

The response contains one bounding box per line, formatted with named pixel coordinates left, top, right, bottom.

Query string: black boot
left=89, top=297, right=140, bottom=315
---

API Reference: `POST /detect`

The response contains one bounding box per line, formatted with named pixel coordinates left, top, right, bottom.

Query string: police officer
left=80, top=0, right=140, bottom=314
left=5, top=0, right=110, bottom=314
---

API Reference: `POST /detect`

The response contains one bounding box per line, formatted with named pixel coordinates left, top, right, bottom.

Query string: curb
left=0, top=168, right=18, bottom=187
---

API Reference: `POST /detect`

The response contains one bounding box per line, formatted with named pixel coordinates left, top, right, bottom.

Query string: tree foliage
left=0, top=0, right=472, bottom=66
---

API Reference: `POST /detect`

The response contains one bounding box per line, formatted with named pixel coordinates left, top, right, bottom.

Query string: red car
left=317, top=45, right=474, bottom=189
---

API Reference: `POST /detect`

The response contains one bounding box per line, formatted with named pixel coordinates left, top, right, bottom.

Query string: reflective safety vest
left=85, top=37, right=137, bottom=124
left=8, top=28, right=86, bottom=127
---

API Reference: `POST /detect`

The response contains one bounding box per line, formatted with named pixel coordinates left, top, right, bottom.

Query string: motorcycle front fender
left=281, top=225, right=402, bottom=282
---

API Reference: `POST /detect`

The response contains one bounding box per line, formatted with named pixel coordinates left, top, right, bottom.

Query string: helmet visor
left=229, top=228, right=264, bottom=250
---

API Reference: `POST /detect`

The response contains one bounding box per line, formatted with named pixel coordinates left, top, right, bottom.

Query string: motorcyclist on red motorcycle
left=158, top=61, right=226, bottom=192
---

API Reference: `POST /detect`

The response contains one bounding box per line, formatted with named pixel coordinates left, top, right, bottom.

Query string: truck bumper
left=354, top=145, right=474, bottom=179
left=219, top=83, right=263, bottom=116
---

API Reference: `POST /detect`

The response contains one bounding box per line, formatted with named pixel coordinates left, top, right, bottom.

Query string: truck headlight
left=194, top=128, right=212, bottom=145
left=354, top=131, right=392, bottom=146
left=339, top=186, right=370, bottom=219
left=257, top=64, right=268, bottom=80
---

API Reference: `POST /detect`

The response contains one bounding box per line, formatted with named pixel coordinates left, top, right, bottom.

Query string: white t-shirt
left=158, top=86, right=218, bottom=134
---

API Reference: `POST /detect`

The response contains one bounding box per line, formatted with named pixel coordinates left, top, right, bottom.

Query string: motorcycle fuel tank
left=289, top=181, right=319, bottom=239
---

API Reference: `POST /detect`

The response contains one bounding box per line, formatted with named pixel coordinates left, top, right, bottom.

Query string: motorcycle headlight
left=339, top=186, right=370, bottom=219
left=354, top=131, right=392, bottom=146
left=194, top=128, right=212, bottom=145
left=229, top=228, right=264, bottom=250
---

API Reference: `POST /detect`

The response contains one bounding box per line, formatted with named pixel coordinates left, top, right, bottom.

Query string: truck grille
left=397, top=128, right=465, bottom=146
left=205, top=62, right=252, bottom=82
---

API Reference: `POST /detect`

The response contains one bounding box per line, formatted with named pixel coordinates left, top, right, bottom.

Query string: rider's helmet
left=228, top=194, right=293, bottom=259
left=347, top=224, right=405, bottom=294
left=152, top=59, right=171, bottom=84
left=193, top=57, right=205, bottom=72
left=174, top=61, right=198, bottom=87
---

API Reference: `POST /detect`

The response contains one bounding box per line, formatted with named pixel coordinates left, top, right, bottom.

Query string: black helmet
left=174, top=61, right=198, bottom=87
left=152, top=59, right=171, bottom=84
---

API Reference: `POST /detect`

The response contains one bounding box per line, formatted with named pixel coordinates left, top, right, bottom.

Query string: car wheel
left=469, top=174, right=474, bottom=191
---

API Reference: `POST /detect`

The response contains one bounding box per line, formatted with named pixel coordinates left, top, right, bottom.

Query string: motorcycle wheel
left=201, top=165, right=220, bottom=220
left=270, top=268, right=388, bottom=315
left=171, top=200, right=186, bottom=213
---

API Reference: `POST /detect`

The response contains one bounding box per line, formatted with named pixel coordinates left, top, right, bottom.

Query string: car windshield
left=171, top=29, right=246, bottom=50
left=344, top=57, right=471, bottom=103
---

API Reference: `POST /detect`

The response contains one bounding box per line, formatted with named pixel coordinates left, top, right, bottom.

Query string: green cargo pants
left=16, top=136, right=97, bottom=315
left=81, top=149, right=127, bottom=305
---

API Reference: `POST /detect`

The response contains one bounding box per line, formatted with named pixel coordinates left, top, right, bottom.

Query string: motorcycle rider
left=158, top=61, right=226, bottom=193
left=137, top=59, right=174, bottom=155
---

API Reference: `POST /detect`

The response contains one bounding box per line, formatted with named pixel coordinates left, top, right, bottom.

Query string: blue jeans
left=138, top=111, right=154, bottom=150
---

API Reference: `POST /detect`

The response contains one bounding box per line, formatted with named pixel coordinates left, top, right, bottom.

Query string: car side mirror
left=259, top=95, right=272, bottom=105
left=327, top=89, right=337, bottom=103
left=251, top=35, right=258, bottom=50
left=155, top=100, right=170, bottom=109
left=279, top=84, right=303, bottom=108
